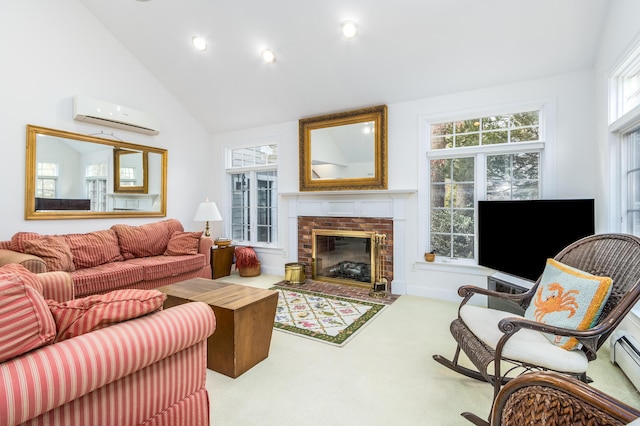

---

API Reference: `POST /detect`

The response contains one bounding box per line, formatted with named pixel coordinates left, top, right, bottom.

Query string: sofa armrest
left=0, top=302, right=216, bottom=426
left=199, top=237, right=213, bottom=266
left=0, top=249, right=47, bottom=274
left=37, top=271, right=74, bottom=301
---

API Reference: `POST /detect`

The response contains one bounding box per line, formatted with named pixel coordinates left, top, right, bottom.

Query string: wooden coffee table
left=157, top=278, right=278, bottom=378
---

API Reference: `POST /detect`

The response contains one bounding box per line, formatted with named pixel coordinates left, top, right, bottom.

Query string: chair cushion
left=524, top=259, right=612, bottom=350
left=164, top=231, right=202, bottom=256
left=0, top=265, right=56, bottom=362
left=47, top=289, right=166, bottom=342
left=460, top=304, right=589, bottom=374
left=23, top=236, right=76, bottom=272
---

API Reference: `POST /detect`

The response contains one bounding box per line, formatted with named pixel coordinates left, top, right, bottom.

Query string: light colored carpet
left=207, top=272, right=640, bottom=426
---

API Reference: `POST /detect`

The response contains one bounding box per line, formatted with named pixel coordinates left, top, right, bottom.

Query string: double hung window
left=85, top=162, right=107, bottom=212
left=427, top=109, right=543, bottom=260
left=226, top=143, right=278, bottom=245
left=36, top=162, right=59, bottom=198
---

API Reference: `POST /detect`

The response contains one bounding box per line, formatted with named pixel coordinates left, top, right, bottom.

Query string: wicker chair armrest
left=497, top=316, right=584, bottom=336
left=458, top=284, right=534, bottom=307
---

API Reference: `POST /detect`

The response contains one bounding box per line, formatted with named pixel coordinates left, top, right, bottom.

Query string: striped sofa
left=0, top=265, right=217, bottom=426
left=0, top=219, right=212, bottom=298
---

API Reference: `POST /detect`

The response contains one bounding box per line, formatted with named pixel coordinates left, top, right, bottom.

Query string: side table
left=158, top=278, right=278, bottom=378
left=211, top=245, right=235, bottom=279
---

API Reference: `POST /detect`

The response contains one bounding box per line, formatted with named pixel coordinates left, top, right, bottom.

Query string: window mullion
left=476, top=153, right=486, bottom=200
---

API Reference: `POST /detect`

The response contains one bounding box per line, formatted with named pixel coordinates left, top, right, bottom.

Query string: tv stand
left=487, top=272, right=534, bottom=315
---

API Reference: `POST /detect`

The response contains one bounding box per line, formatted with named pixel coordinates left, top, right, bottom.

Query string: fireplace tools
left=369, top=233, right=388, bottom=299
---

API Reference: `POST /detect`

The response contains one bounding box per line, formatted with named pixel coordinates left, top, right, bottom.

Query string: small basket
left=239, top=262, right=261, bottom=277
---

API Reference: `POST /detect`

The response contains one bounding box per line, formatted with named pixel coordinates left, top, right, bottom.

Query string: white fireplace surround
left=284, top=190, right=415, bottom=295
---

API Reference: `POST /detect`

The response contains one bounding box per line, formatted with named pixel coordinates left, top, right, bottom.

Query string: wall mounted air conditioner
left=73, top=95, right=160, bottom=135
left=610, top=330, right=640, bottom=391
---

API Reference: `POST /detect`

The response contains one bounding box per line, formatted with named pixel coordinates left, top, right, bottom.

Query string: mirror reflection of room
left=310, top=121, right=375, bottom=180
left=27, top=125, right=166, bottom=219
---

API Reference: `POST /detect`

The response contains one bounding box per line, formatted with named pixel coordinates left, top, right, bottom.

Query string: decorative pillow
left=0, top=267, right=56, bottom=362
left=164, top=231, right=202, bottom=256
left=64, top=230, right=124, bottom=269
left=524, top=258, right=613, bottom=350
left=23, top=236, right=75, bottom=272
left=111, top=221, right=174, bottom=259
left=10, top=232, right=42, bottom=253
left=47, top=289, right=167, bottom=342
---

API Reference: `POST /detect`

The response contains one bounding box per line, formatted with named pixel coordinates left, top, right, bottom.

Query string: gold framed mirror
left=113, top=148, right=149, bottom=193
left=299, top=105, right=387, bottom=191
left=25, top=124, right=167, bottom=220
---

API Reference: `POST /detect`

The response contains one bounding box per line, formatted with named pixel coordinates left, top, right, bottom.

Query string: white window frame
left=36, top=162, right=59, bottom=198
left=417, top=99, right=556, bottom=268
left=609, top=39, right=640, bottom=317
left=225, top=139, right=279, bottom=248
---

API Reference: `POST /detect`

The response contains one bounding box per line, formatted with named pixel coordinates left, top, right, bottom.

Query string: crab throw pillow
left=524, top=258, right=612, bottom=350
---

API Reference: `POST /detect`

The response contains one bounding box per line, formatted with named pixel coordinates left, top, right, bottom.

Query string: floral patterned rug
left=271, top=286, right=386, bottom=346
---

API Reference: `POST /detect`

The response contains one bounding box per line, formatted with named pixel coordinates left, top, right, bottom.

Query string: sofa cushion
left=0, top=265, right=56, bottom=362
left=10, top=232, right=42, bottom=253
left=164, top=231, right=203, bottom=256
left=65, top=229, right=124, bottom=269
left=524, top=258, right=613, bottom=350
left=112, top=221, right=176, bottom=259
left=23, top=236, right=76, bottom=272
left=161, top=218, right=185, bottom=237
left=47, top=289, right=166, bottom=342
left=128, top=254, right=206, bottom=281
left=71, top=261, right=145, bottom=298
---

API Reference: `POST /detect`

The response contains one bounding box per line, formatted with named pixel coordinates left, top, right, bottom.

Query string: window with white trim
left=36, top=162, right=59, bottom=198
left=427, top=109, right=543, bottom=260
left=86, top=162, right=107, bottom=212
left=226, top=144, right=278, bottom=245
left=611, top=41, right=640, bottom=237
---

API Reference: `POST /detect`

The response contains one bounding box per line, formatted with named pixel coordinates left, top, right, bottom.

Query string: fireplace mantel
left=281, top=189, right=415, bottom=218
left=283, top=189, right=415, bottom=295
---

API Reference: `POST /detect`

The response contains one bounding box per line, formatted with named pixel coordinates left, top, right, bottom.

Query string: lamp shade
left=194, top=200, right=223, bottom=222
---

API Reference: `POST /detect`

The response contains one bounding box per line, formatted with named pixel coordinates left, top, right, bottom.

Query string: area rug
left=271, top=286, right=386, bottom=346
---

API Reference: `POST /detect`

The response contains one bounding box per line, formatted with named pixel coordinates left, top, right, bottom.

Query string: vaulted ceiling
left=80, top=0, right=609, bottom=134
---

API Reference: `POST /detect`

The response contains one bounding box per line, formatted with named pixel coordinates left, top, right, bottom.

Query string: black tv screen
left=477, top=199, right=595, bottom=282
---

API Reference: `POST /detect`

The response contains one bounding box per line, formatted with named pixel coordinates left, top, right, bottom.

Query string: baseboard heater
left=610, top=331, right=640, bottom=391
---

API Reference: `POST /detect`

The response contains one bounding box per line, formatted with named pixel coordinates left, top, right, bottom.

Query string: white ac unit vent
left=73, top=95, right=160, bottom=135
left=610, top=331, right=640, bottom=391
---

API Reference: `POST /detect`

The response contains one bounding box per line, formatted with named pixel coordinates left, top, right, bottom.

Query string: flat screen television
left=477, top=199, right=595, bottom=282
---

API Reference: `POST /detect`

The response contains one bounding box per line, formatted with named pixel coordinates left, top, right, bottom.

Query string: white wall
left=211, top=70, right=597, bottom=299
left=0, top=0, right=211, bottom=241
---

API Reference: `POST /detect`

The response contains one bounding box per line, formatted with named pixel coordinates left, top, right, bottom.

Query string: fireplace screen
left=312, top=229, right=385, bottom=288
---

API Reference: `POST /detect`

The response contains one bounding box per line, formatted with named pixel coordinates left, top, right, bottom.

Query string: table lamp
left=194, top=198, right=222, bottom=237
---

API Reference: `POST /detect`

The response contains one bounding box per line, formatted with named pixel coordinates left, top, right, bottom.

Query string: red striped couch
left=0, top=265, right=216, bottom=426
left=0, top=219, right=212, bottom=298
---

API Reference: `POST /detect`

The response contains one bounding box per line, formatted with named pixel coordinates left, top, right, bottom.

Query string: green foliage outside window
left=428, top=110, right=541, bottom=260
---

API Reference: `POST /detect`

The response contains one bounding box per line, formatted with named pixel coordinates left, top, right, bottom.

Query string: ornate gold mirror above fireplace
left=25, top=124, right=167, bottom=220
left=299, top=105, right=387, bottom=191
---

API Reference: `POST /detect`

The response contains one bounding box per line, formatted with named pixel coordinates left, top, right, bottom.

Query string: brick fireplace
left=298, top=216, right=394, bottom=289
left=284, top=190, right=413, bottom=295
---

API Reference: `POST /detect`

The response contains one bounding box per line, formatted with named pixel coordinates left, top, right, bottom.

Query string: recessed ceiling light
left=342, top=20, right=358, bottom=38
left=192, top=36, right=207, bottom=51
left=261, top=49, right=276, bottom=63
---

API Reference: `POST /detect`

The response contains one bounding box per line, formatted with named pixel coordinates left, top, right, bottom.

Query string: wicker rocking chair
left=486, top=371, right=640, bottom=425
left=433, top=233, right=640, bottom=424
